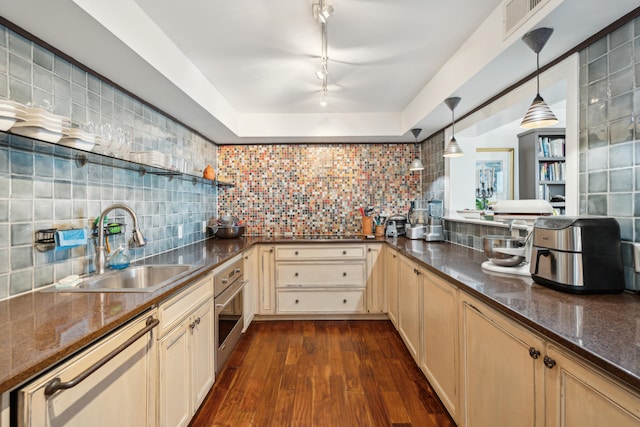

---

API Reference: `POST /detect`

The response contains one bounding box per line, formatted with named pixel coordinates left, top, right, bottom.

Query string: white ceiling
left=0, top=0, right=638, bottom=144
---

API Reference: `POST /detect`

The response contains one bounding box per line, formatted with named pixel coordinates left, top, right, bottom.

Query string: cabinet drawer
left=276, top=262, right=365, bottom=287
left=277, top=289, right=365, bottom=313
left=159, top=275, right=213, bottom=336
left=275, top=245, right=365, bottom=260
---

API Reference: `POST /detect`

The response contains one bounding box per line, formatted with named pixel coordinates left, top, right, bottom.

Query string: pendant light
left=520, top=27, right=559, bottom=129
left=409, top=128, right=424, bottom=171
left=443, top=97, right=463, bottom=157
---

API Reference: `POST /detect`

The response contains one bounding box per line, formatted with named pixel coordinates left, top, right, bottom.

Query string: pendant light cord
left=536, top=52, right=540, bottom=94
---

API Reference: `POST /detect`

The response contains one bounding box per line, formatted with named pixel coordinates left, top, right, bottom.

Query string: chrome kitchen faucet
left=94, top=204, right=146, bottom=274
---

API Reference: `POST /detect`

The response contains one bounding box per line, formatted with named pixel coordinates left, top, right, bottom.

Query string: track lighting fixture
left=312, top=0, right=332, bottom=104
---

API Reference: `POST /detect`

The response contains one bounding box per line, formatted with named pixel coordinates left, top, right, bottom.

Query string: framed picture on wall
left=475, top=148, right=514, bottom=206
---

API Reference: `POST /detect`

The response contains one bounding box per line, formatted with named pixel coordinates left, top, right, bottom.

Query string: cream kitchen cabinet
left=242, top=246, right=257, bottom=330
left=1, top=392, right=8, bottom=427
left=158, top=274, right=214, bottom=427
left=365, top=243, right=385, bottom=313
left=274, top=244, right=366, bottom=314
left=545, top=344, right=640, bottom=427
left=257, top=245, right=276, bottom=314
left=459, top=293, right=545, bottom=427
left=397, top=253, right=422, bottom=363
left=420, top=268, right=459, bottom=423
left=385, top=246, right=399, bottom=327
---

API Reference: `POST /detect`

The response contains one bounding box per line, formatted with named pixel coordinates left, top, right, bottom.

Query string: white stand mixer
left=481, top=200, right=554, bottom=276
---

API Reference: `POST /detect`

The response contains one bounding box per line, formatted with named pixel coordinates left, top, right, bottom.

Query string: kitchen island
left=0, top=236, right=638, bottom=407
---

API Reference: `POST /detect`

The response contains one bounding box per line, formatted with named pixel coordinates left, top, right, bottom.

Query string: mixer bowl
left=482, top=235, right=526, bottom=267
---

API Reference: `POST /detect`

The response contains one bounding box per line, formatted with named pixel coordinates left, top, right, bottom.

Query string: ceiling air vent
left=504, top=0, right=551, bottom=38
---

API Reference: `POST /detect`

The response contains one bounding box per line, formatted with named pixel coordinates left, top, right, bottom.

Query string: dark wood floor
left=190, top=320, right=455, bottom=427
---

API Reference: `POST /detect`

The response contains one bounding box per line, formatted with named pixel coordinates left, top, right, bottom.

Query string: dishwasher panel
left=16, top=310, right=158, bottom=427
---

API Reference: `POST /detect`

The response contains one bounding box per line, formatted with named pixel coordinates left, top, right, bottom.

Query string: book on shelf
left=538, top=136, right=565, bottom=158
left=538, top=161, right=565, bottom=181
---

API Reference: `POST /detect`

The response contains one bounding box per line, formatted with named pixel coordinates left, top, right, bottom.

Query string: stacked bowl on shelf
left=0, top=100, right=27, bottom=132
left=11, top=106, right=70, bottom=143
left=59, top=127, right=99, bottom=151
left=0, top=99, right=99, bottom=151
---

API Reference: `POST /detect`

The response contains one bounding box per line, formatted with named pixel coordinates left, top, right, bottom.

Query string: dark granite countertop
left=0, top=236, right=638, bottom=394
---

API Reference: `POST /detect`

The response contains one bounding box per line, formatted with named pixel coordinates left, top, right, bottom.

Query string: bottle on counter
left=109, top=244, right=130, bottom=270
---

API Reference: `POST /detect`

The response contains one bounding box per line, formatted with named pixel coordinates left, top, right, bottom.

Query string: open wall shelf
left=0, top=131, right=233, bottom=187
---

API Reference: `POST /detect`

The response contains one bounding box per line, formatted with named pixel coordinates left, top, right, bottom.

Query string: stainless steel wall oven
left=214, top=258, right=245, bottom=372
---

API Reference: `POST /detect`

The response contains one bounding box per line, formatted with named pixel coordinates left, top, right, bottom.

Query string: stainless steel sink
left=46, top=264, right=195, bottom=292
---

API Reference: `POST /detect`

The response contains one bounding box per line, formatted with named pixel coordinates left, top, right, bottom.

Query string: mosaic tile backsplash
left=217, top=144, right=424, bottom=235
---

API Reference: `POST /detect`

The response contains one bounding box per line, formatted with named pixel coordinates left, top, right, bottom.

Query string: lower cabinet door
left=277, top=289, right=365, bottom=313
left=545, top=344, right=640, bottom=427
left=421, top=270, right=459, bottom=422
left=397, top=255, right=421, bottom=363
left=159, top=320, right=191, bottom=427
left=460, top=296, right=545, bottom=427
left=385, top=248, right=399, bottom=327
left=190, top=301, right=215, bottom=411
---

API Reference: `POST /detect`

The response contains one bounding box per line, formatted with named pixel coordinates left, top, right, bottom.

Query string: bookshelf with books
left=518, top=128, right=566, bottom=214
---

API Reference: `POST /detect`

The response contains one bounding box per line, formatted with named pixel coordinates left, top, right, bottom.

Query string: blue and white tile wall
left=578, top=16, right=640, bottom=291
left=0, top=24, right=218, bottom=300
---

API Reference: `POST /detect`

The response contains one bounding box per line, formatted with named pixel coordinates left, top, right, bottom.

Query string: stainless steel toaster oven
left=530, top=216, right=624, bottom=294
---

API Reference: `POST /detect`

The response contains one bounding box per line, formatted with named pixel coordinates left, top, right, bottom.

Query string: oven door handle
left=215, top=279, right=247, bottom=308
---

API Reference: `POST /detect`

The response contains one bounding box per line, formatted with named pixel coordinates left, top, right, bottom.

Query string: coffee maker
left=425, top=199, right=445, bottom=242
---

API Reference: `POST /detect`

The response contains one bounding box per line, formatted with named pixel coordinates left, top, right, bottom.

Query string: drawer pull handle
left=543, top=355, right=556, bottom=369
left=44, top=317, right=159, bottom=397
left=528, top=347, right=541, bottom=359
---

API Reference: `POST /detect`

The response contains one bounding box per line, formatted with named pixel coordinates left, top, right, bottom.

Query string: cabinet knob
left=342, top=272, right=347, bottom=277
left=269, top=248, right=274, bottom=253
left=295, top=251, right=299, bottom=255
left=368, top=248, right=372, bottom=252
left=294, top=272, right=299, bottom=277
left=342, top=250, right=347, bottom=255
left=295, top=299, right=299, bottom=304
left=543, top=355, right=556, bottom=369
left=528, top=347, right=541, bottom=359
left=343, top=299, right=347, bottom=304
left=195, top=317, right=201, bottom=325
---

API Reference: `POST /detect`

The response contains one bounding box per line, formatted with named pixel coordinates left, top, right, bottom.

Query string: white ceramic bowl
left=10, top=125, right=63, bottom=143
left=0, top=116, right=18, bottom=131
left=58, top=137, right=97, bottom=151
